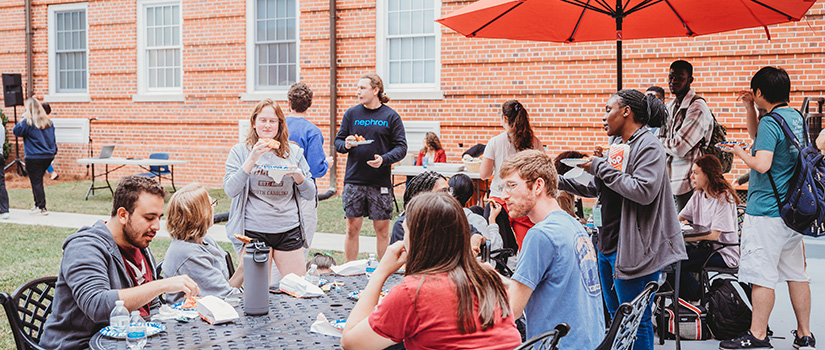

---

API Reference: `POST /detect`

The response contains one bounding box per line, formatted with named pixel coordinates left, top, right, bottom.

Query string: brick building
left=1, top=0, right=824, bottom=190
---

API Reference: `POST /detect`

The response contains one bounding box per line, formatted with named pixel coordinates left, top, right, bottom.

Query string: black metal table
left=89, top=275, right=402, bottom=350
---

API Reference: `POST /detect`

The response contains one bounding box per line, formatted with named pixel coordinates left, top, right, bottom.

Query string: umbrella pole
left=616, top=39, right=622, bottom=91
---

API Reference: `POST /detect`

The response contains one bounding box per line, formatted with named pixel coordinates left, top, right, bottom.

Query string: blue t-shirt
left=746, top=107, right=804, bottom=217
left=511, top=211, right=604, bottom=349
left=286, top=116, right=329, bottom=181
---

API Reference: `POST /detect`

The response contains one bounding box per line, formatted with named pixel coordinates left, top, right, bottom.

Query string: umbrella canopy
left=437, top=0, right=817, bottom=89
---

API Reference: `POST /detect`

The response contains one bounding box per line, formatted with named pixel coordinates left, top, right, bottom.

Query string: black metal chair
left=513, top=323, right=571, bottom=350
left=0, top=276, right=57, bottom=350
left=656, top=261, right=683, bottom=350
left=595, top=281, right=659, bottom=350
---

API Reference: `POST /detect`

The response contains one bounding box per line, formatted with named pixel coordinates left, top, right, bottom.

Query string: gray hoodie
left=40, top=220, right=160, bottom=350
left=559, top=129, right=687, bottom=279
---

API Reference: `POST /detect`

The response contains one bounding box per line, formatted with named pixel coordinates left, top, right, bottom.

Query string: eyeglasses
left=498, top=180, right=532, bottom=194
left=210, top=198, right=218, bottom=207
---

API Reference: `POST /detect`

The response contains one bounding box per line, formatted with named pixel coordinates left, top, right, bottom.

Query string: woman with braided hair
left=479, top=100, right=543, bottom=254
left=389, top=171, right=448, bottom=245
left=559, top=89, right=686, bottom=350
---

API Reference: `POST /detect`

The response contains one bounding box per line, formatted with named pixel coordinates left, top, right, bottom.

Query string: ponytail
left=502, top=100, right=534, bottom=151
left=361, top=73, right=390, bottom=104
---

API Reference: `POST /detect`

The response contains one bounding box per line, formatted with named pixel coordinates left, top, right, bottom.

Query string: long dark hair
left=420, top=131, right=443, bottom=154
left=502, top=100, right=535, bottom=151
left=405, top=192, right=512, bottom=334
left=695, top=154, right=740, bottom=205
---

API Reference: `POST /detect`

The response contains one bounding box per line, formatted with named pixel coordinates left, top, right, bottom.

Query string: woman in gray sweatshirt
left=162, top=184, right=243, bottom=304
left=224, top=99, right=315, bottom=279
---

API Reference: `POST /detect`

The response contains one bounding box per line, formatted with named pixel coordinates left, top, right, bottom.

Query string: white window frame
left=376, top=0, right=443, bottom=100
left=46, top=2, right=90, bottom=103
left=241, top=0, right=300, bottom=102
left=133, top=0, right=184, bottom=102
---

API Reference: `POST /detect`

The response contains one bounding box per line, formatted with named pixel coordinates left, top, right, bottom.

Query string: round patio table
left=89, top=274, right=403, bottom=350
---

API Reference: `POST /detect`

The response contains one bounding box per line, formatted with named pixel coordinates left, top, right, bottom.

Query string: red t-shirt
left=118, top=245, right=154, bottom=317
left=369, top=273, right=521, bottom=350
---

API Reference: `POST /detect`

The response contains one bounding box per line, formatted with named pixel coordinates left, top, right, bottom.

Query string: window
left=377, top=0, right=442, bottom=100
left=243, top=0, right=299, bottom=101
left=135, top=0, right=183, bottom=101
left=47, top=2, right=90, bottom=102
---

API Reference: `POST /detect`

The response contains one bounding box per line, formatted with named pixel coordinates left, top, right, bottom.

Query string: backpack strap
left=763, top=110, right=808, bottom=210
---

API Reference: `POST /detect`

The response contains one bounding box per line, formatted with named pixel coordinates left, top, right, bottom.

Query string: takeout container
left=279, top=273, right=324, bottom=298
left=196, top=295, right=239, bottom=325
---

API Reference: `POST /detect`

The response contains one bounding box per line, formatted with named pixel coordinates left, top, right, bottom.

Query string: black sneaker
left=719, top=331, right=773, bottom=350
left=793, top=330, right=816, bottom=350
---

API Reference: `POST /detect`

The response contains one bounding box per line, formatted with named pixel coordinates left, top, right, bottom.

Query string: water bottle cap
left=115, top=300, right=124, bottom=306
left=131, top=311, right=140, bottom=316
left=310, top=264, right=317, bottom=268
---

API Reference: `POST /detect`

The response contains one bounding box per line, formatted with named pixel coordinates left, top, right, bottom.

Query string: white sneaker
left=1, top=212, right=9, bottom=219
left=30, top=207, right=48, bottom=216
left=29, top=206, right=39, bottom=214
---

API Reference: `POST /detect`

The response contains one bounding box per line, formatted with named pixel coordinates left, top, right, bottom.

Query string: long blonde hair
left=23, top=98, right=52, bottom=130
left=245, top=98, right=290, bottom=158
left=166, top=183, right=213, bottom=241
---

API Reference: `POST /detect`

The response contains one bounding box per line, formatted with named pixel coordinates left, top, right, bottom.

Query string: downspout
left=25, top=0, right=34, bottom=98
left=318, top=0, right=338, bottom=201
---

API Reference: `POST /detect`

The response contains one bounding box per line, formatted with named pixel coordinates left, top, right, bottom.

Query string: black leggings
left=26, top=157, right=53, bottom=209
left=0, top=154, right=8, bottom=213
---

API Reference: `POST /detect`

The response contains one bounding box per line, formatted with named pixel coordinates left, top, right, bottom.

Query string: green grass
left=7, top=181, right=399, bottom=236
left=0, top=223, right=361, bottom=350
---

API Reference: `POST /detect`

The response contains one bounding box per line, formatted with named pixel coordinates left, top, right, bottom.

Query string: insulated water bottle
left=244, top=241, right=270, bottom=315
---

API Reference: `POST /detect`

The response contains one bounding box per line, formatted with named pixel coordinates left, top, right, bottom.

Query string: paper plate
left=560, top=158, right=589, bottom=167
left=99, top=322, right=166, bottom=339
left=260, top=165, right=300, bottom=182
left=563, top=167, right=584, bottom=179
left=171, top=299, right=198, bottom=312
left=715, top=141, right=749, bottom=150
left=350, top=140, right=374, bottom=145
left=329, top=319, right=347, bottom=331
left=347, top=289, right=389, bottom=301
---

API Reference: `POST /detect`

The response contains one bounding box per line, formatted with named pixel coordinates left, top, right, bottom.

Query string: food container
left=463, top=159, right=482, bottom=173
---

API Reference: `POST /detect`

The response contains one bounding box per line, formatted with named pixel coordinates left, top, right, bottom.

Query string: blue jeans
left=598, top=251, right=660, bottom=350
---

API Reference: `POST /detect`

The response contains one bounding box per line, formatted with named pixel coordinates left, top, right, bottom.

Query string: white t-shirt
left=483, top=132, right=542, bottom=198
left=679, top=190, right=740, bottom=268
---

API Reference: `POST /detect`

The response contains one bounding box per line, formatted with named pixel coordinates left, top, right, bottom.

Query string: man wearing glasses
left=499, top=150, right=605, bottom=349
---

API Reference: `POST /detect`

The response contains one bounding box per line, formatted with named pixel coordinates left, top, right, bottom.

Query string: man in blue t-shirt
left=721, top=67, right=814, bottom=350
left=335, top=73, right=407, bottom=261
left=498, top=150, right=604, bottom=349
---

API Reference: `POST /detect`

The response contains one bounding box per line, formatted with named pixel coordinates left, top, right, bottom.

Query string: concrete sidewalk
left=0, top=208, right=376, bottom=253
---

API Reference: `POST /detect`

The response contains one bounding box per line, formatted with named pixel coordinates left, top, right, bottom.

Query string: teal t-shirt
left=746, top=107, right=804, bottom=217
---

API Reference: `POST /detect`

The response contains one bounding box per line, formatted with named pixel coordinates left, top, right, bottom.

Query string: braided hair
left=403, top=171, right=447, bottom=209
left=613, top=89, right=667, bottom=127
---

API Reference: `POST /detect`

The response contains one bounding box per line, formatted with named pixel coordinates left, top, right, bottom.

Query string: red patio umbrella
left=437, top=0, right=817, bottom=90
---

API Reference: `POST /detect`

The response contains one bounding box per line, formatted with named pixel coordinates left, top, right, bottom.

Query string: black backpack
left=692, top=96, right=734, bottom=173
left=705, top=274, right=752, bottom=340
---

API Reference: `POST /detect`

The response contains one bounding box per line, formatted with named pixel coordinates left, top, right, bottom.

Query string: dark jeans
left=26, top=157, right=53, bottom=209
left=0, top=155, right=8, bottom=214
left=598, top=251, right=660, bottom=350
left=669, top=243, right=727, bottom=301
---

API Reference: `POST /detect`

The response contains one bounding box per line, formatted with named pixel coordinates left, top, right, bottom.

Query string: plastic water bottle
left=586, top=214, right=595, bottom=235
left=305, top=264, right=320, bottom=286
left=365, top=253, right=378, bottom=279
left=126, top=310, right=146, bottom=350
left=109, top=300, right=129, bottom=334
left=422, top=157, right=429, bottom=169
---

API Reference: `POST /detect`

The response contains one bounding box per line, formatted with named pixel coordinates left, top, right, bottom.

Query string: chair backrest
left=594, top=281, right=659, bottom=350
left=148, top=152, right=170, bottom=173
left=513, top=323, right=571, bottom=350
left=0, top=276, right=57, bottom=350
left=224, top=249, right=236, bottom=277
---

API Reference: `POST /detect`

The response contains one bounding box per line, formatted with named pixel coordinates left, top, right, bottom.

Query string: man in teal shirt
left=721, top=67, right=814, bottom=350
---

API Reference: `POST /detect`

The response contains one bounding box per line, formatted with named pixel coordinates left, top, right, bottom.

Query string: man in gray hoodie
left=40, top=176, right=199, bottom=350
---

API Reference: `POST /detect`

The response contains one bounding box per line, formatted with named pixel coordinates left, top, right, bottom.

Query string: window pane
left=269, top=44, right=278, bottom=64
left=174, top=68, right=180, bottom=87
left=149, top=68, right=157, bottom=87
left=412, top=10, right=423, bottom=34
left=425, top=36, right=435, bottom=59
left=288, top=65, right=296, bottom=83
left=424, top=7, right=434, bottom=32
left=257, top=45, right=267, bottom=64
left=257, top=0, right=265, bottom=20
left=172, top=26, right=180, bottom=46
left=401, top=61, right=412, bottom=84
left=425, top=60, right=435, bottom=83
left=399, top=11, right=410, bottom=35
left=413, top=37, right=424, bottom=60
left=266, top=20, right=275, bottom=41
left=389, top=0, right=398, bottom=11
left=73, top=31, right=80, bottom=49
left=155, top=27, right=163, bottom=47
left=388, top=12, right=398, bottom=36
left=414, top=61, right=425, bottom=83
left=287, top=43, right=296, bottom=63
left=400, top=0, right=410, bottom=11
left=278, top=43, right=288, bottom=63
left=155, top=7, right=163, bottom=27
left=401, top=37, right=412, bottom=59
left=278, top=65, right=287, bottom=85
left=147, top=7, right=154, bottom=26
left=389, top=62, right=400, bottom=84
left=389, top=39, right=400, bottom=60
left=257, top=64, right=267, bottom=87
left=80, top=31, right=86, bottom=50
left=277, top=0, right=286, bottom=17
left=166, top=27, right=173, bottom=46
left=267, top=0, right=276, bottom=19
left=277, top=19, right=286, bottom=41
left=167, top=50, right=175, bottom=67
left=287, top=0, right=295, bottom=16
left=149, top=50, right=157, bottom=67
left=286, top=19, right=295, bottom=40
left=268, top=66, right=276, bottom=86
left=257, top=20, right=265, bottom=41
left=172, top=5, right=179, bottom=25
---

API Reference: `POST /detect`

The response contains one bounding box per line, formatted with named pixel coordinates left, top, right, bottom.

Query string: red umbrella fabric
left=437, top=0, right=817, bottom=89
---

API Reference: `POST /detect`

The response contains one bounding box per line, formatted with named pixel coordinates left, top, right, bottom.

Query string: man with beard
left=40, top=176, right=199, bottom=350
left=499, top=150, right=604, bottom=349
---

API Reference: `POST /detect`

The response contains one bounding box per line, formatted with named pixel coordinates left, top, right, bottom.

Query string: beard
left=123, top=218, right=154, bottom=249
left=506, top=190, right=537, bottom=218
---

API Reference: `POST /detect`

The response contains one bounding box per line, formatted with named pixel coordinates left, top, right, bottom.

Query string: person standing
left=224, top=98, right=315, bottom=278
left=13, top=97, right=57, bottom=216
left=560, top=90, right=686, bottom=350
left=660, top=60, right=714, bottom=212
left=719, top=67, right=814, bottom=350
left=335, top=73, right=407, bottom=261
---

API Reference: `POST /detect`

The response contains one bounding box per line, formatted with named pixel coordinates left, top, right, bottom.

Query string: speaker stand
left=3, top=105, right=26, bottom=176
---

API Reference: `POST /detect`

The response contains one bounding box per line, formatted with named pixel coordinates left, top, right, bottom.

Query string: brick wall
left=1, top=0, right=824, bottom=191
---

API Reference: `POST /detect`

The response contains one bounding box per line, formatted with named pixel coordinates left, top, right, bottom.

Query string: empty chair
left=136, top=153, right=175, bottom=190
left=0, top=276, right=57, bottom=350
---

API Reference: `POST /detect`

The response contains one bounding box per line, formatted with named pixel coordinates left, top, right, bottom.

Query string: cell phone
left=478, top=240, right=491, bottom=263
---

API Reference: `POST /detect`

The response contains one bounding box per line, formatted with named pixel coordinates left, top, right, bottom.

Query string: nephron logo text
left=354, top=119, right=389, bottom=127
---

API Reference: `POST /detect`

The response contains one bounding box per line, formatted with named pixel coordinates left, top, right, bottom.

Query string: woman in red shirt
left=416, top=131, right=447, bottom=166
left=342, top=192, right=521, bottom=350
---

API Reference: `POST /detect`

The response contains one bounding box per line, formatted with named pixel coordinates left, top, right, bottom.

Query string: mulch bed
left=3, top=171, right=86, bottom=190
